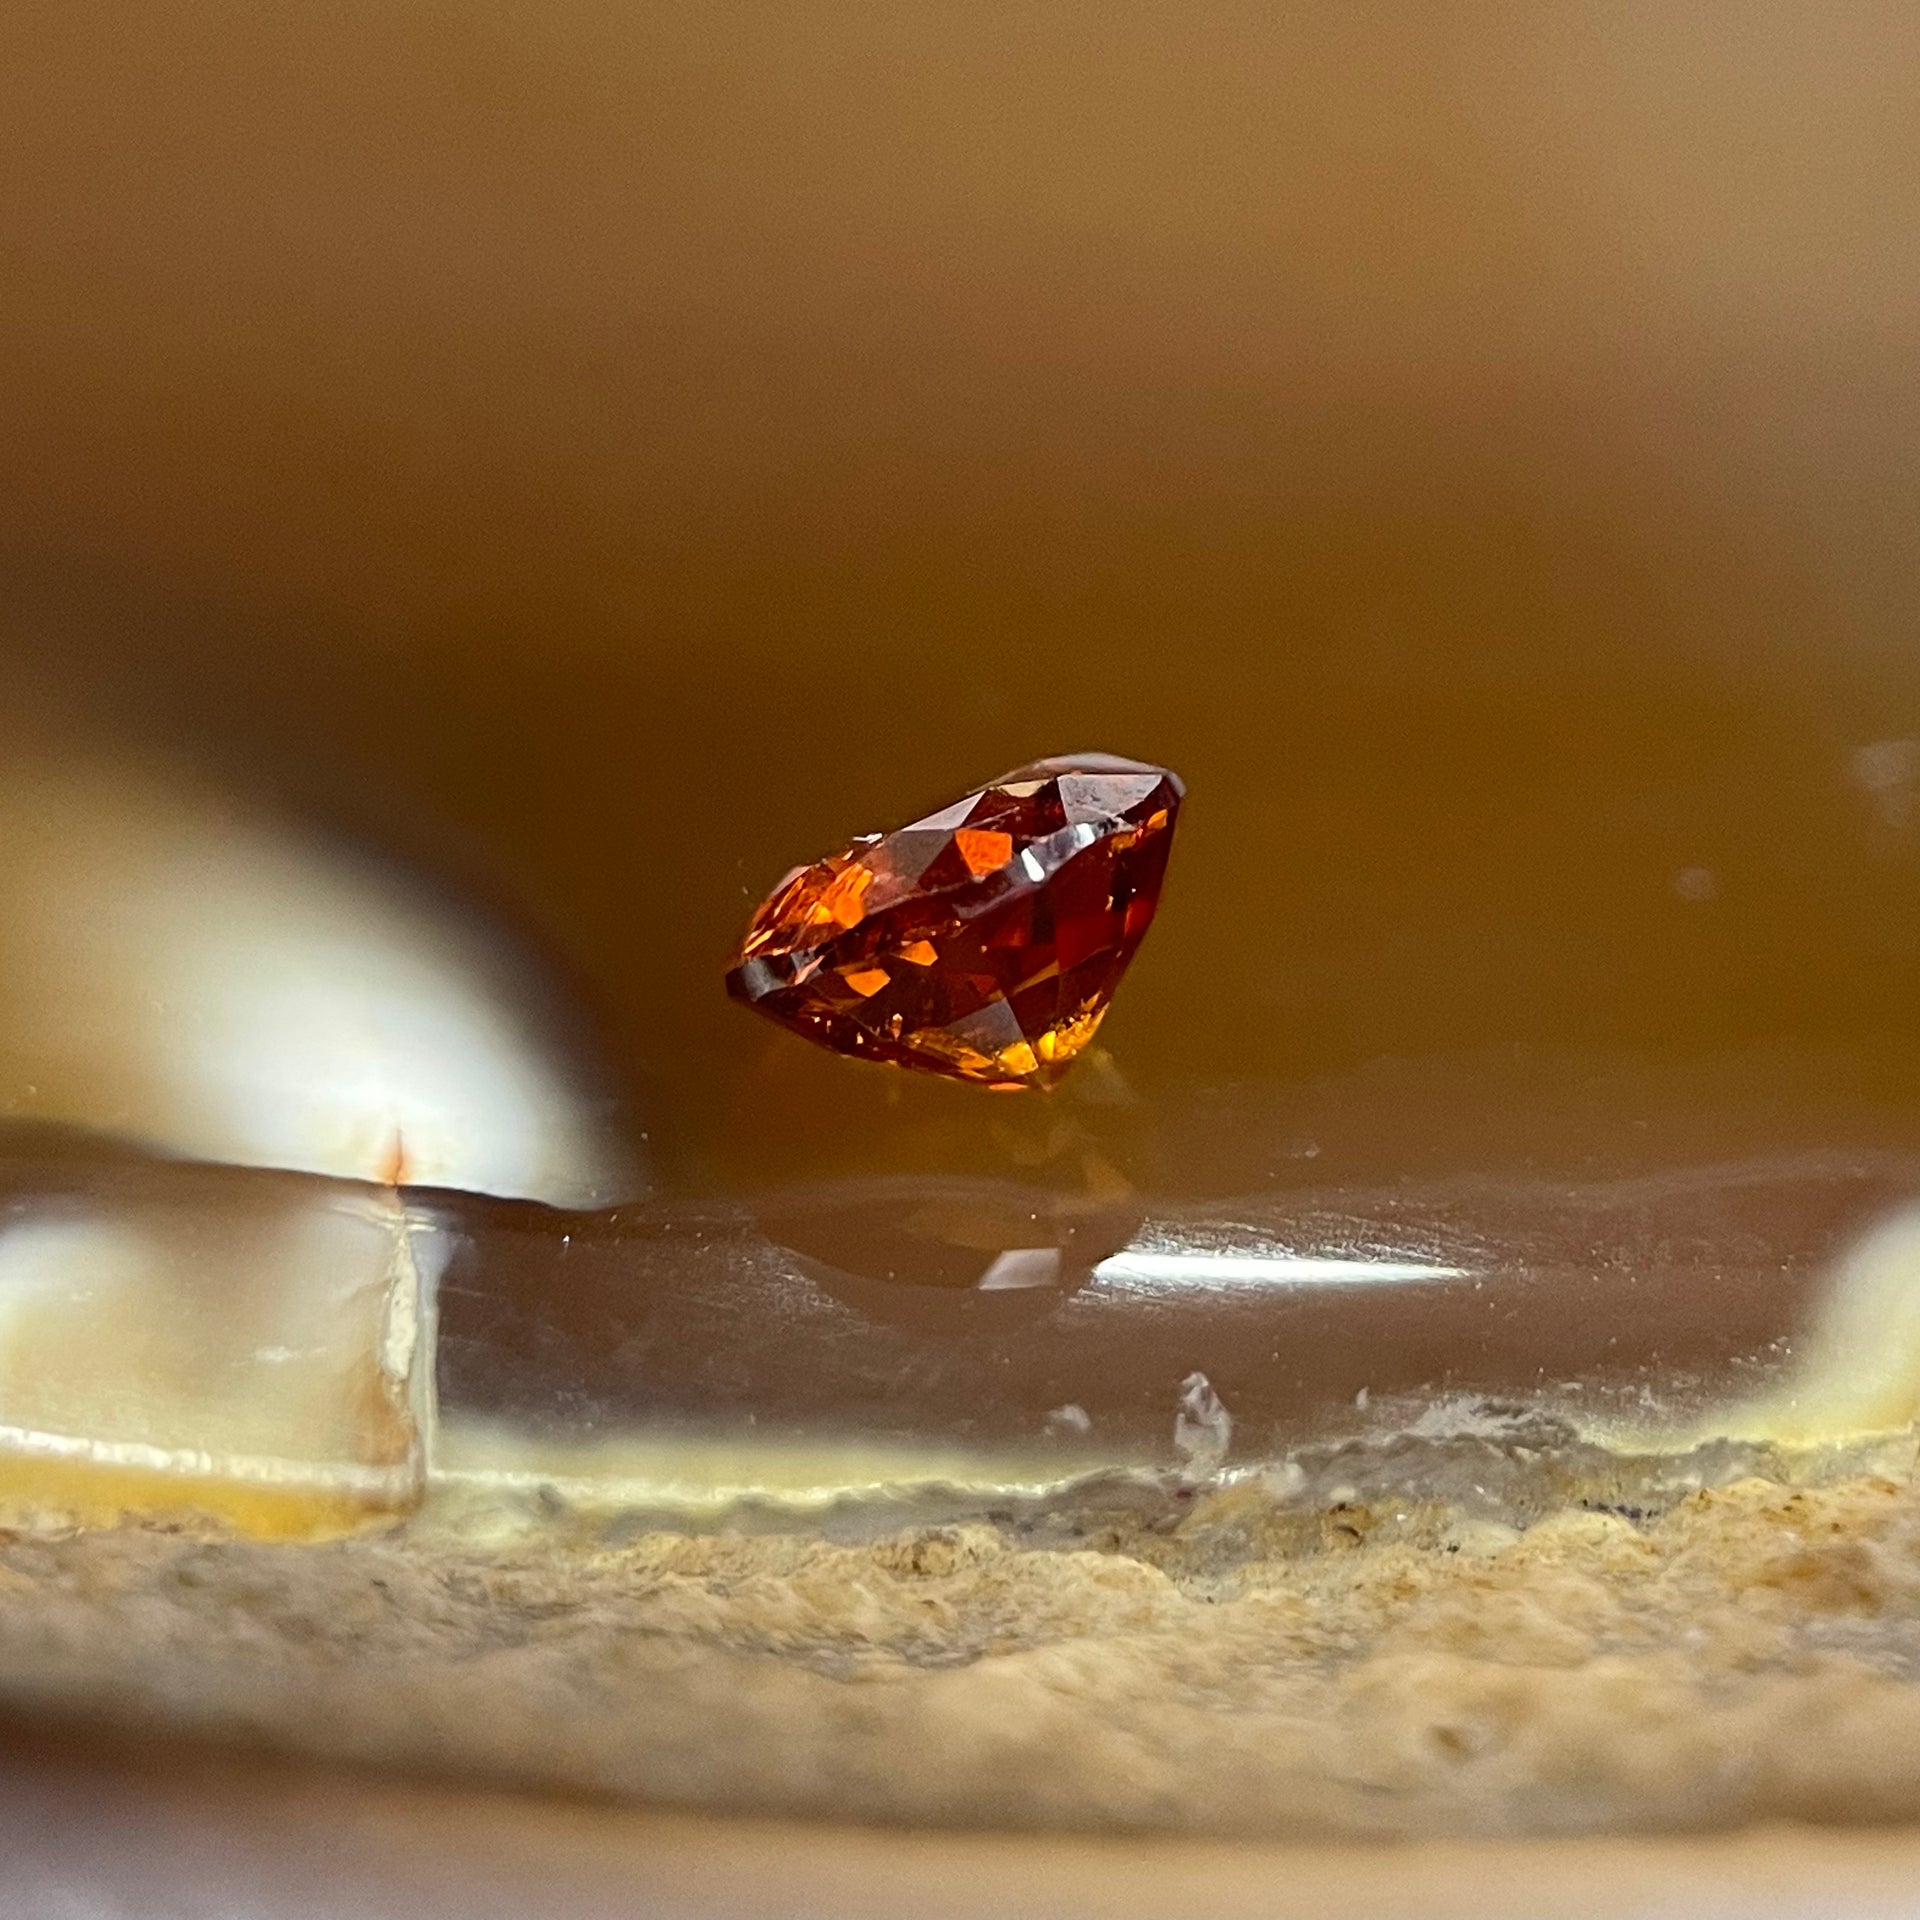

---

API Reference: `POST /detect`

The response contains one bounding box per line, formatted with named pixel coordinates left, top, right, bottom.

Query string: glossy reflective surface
left=0, top=0, right=1915, bottom=1492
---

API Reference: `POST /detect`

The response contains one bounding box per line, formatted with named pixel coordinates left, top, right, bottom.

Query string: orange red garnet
left=726, top=754, right=1183, bottom=1089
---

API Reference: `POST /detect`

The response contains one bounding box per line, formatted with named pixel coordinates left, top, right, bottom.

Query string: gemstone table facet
left=725, top=755, right=1184, bottom=1089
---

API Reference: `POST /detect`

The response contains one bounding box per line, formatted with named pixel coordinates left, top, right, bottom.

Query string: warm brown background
left=2, top=3, right=1919, bottom=1187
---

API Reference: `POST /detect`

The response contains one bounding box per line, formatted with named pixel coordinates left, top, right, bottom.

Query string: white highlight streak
left=1094, top=1251, right=1468, bottom=1288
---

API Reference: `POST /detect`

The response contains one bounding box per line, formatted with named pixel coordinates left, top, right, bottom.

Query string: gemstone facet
left=726, top=754, right=1183, bottom=1089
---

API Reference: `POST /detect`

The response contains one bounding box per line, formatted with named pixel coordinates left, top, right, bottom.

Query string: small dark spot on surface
left=1580, top=1500, right=1654, bottom=1523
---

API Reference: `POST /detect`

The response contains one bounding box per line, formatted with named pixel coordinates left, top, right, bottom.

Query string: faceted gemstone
left=726, top=754, right=1183, bottom=1089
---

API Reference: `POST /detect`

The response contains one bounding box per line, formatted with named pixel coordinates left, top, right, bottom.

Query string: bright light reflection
left=0, top=753, right=639, bottom=1206
left=1094, top=1250, right=1470, bottom=1288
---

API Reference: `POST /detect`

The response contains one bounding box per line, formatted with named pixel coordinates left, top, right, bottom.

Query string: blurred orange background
left=1, top=2, right=1917, bottom=1181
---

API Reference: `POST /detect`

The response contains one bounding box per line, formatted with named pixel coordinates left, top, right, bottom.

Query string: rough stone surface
left=7, top=1471, right=1920, bottom=1837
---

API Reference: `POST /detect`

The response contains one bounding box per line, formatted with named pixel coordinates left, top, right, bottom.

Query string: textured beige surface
left=8, top=1468, right=1920, bottom=1841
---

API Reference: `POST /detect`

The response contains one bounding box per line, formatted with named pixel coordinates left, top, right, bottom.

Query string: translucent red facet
left=726, top=754, right=1183, bottom=1089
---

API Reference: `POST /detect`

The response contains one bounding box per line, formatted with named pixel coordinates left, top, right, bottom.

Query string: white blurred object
left=1715, top=1202, right=1920, bottom=1444
left=0, top=752, right=638, bottom=1206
